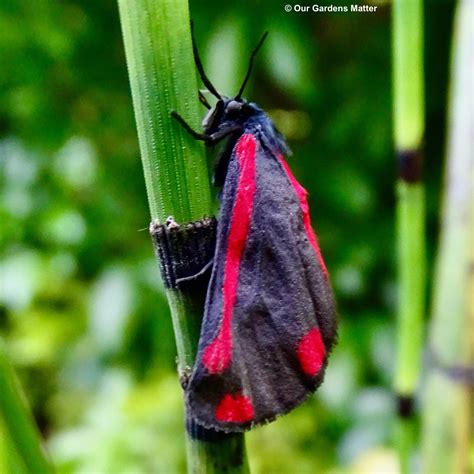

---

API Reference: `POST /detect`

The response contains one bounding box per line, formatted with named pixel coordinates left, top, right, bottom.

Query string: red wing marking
left=215, top=392, right=255, bottom=423
left=276, top=154, right=328, bottom=278
left=297, top=328, right=325, bottom=376
left=202, top=134, right=257, bottom=374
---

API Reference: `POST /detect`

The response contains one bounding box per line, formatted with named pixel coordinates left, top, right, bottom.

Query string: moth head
left=202, top=97, right=255, bottom=134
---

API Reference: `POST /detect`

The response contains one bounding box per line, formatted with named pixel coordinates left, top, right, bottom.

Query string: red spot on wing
left=276, top=154, right=328, bottom=278
left=215, top=393, right=255, bottom=423
left=297, top=328, right=325, bottom=376
left=203, top=134, right=257, bottom=374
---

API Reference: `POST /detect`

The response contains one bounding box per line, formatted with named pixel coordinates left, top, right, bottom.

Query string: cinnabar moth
left=171, top=28, right=337, bottom=433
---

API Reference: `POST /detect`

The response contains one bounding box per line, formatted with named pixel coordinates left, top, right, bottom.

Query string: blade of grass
left=117, top=1, right=248, bottom=472
left=392, top=0, right=426, bottom=472
left=0, top=343, right=53, bottom=473
left=0, top=417, right=29, bottom=474
left=421, top=1, right=473, bottom=471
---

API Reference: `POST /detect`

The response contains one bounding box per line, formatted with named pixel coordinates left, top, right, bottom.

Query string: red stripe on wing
left=215, top=392, right=255, bottom=423
left=297, top=328, right=325, bottom=376
left=203, top=134, right=257, bottom=374
left=276, top=154, right=328, bottom=278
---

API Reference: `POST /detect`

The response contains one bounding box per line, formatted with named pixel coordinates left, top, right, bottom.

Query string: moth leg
left=206, top=126, right=241, bottom=145
left=171, top=111, right=210, bottom=141
left=176, top=259, right=214, bottom=285
left=171, top=111, right=241, bottom=145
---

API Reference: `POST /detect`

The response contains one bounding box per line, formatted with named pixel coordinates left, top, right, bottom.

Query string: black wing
left=186, top=132, right=337, bottom=432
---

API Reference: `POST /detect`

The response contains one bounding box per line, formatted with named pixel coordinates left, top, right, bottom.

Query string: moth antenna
left=235, top=32, right=269, bottom=101
left=199, top=90, right=211, bottom=109
left=191, top=21, right=222, bottom=100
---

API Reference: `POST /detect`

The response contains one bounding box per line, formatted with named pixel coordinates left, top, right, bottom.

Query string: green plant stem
left=395, top=182, right=425, bottom=394
left=0, top=344, right=53, bottom=473
left=392, top=0, right=424, bottom=152
left=392, top=0, right=426, bottom=472
left=421, top=1, right=473, bottom=472
left=117, top=1, right=248, bottom=472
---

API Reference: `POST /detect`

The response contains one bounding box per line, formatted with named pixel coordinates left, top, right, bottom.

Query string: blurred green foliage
left=0, top=1, right=455, bottom=472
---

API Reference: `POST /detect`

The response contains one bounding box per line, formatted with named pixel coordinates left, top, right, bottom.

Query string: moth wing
left=187, top=133, right=337, bottom=432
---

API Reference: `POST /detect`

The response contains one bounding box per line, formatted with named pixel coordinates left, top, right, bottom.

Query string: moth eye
left=226, top=100, right=242, bottom=114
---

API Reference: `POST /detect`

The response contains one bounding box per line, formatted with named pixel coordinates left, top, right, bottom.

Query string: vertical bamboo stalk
left=117, top=1, right=248, bottom=472
left=0, top=344, right=53, bottom=473
left=391, top=0, right=426, bottom=472
left=421, top=1, right=473, bottom=472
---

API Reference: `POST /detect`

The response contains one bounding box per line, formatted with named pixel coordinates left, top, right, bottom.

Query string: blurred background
left=0, top=1, right=457, bottom=472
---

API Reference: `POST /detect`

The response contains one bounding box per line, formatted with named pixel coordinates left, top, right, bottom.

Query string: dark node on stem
left=150, top=216, right=217, bottom=289
left=397, top=148, right=424, bottom=182
left=179, top=366, right=192, bottom=390
left=186, top=417, right=239, bottom=443
left=396, top=394, right=415, bottom=418
left=429, top=347, right=474, bottom=386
